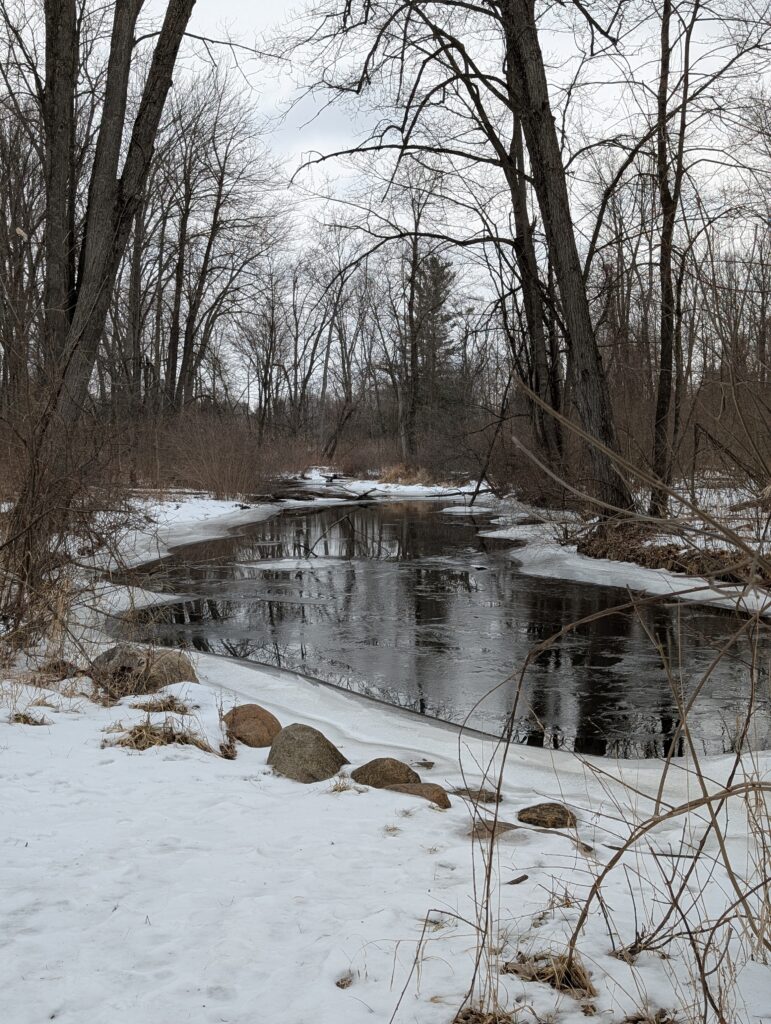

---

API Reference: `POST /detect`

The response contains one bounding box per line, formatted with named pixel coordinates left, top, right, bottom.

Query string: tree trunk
left=42, top=0, right=78, bottom=370
left=501, top=0, right=632, bottom=511
left=3, top=0, right=198, bottom=612
left=508, top=115, right=562, bottom=465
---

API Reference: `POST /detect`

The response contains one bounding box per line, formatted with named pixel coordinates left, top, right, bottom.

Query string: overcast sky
left=190, top=0, right=296, bottom=37
left=180, top=0, right=360, bottom=166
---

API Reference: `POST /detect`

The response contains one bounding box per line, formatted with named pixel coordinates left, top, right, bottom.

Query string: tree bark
left=500, top=0, right=632, bottom=511
left=3, top=0, right=197, bottom=609
left=508, top=115, right=562, bottom=465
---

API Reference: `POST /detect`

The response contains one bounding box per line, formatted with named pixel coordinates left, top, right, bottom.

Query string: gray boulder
left=267, top=724, right=349, bottom=783
left=92, top=645, right=197, bottom=697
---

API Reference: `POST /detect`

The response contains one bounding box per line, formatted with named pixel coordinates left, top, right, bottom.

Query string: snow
left=2, top=655, right=769, bottom=1024
left=114, top=494, right=290, bottom=569
left=2, top=484, right=770, bottom=1023
left=302, top=467, right=487, bottom=498
left=459, top=508, right=771, bottom=619
left=115, top=476, right=487, bottom=572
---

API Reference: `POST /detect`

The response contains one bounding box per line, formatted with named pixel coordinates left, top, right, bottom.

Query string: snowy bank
left=2, top=652, right=769, bottom=1024
left=436, top=498, right=771, bottom=618
left=117, top=476, right=486, bottom=571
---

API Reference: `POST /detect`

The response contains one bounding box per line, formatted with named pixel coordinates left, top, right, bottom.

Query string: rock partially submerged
left=351, top=757, right=420, bottom=788
left=224, top=704, right=281, bottom=748
left=386, top=783, right=451, bottom=809
left=267, top=724, right=349, bottom=783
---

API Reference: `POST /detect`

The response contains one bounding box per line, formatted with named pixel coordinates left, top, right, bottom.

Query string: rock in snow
left=517, top=801, right=577, bottom=829
left=92, top=644, right=198, bottom=696
left=386, top=782, right=451, bottom=808
left=351, top=757, right=420, bottom=788
left=224, top=703, right=281, bottom=748
left=267, top=723, right=349, bottom=783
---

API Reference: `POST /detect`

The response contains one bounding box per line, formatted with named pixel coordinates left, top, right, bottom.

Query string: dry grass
left=327, top=774, right=368, bottom=794
left=380, top=463, right=445, bottom=486
left=620, top=1012, right=681, bottom=1024
left=9, top=710, right=49, bottom=726
left=102, top=717, right=213, bottom=754
left=130, top=694, right=192, bottom=714
left=453, top=1009, right=515, bottom=1024
left=501, top=951, right=597, bottom=1000
left=328, top=774, right=353, bottom=792
left=219, top=735, right=237, bottom=760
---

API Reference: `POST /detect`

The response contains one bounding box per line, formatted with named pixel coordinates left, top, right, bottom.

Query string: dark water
left=115, top=501, right=771, bottom=758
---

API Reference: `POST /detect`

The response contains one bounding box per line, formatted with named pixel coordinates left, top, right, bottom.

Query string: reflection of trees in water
left=117, top=503, right=770, bottom=758
left=518, top=583, right=696, bottom=757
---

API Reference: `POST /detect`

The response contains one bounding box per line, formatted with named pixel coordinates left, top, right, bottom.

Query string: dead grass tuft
left=9, top=710, right=49, bottom=726
left=219, top=735, right=238, bottom=760
left=328, top=774, right=353, bottom=792
left=103, top=717, right=213, bottom=754
left=454, top=1009, right=515, bottom=1024
left=501, top=951, right=597, bottom=1000
left=620, top=1013, right=681, bottom=1024
left=130, top=694, right=191, bottom=714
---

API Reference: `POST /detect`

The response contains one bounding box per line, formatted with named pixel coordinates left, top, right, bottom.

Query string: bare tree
left=2, top=0, right=198, bottom=610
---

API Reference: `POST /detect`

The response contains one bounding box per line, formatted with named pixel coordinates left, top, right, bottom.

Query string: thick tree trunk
left=3, top=0, right=197, bottom=611
left=508, top=116, right=562, bottom=466
left=404, top=231, right=420, bottom=460
left=501, top=0, right=632, bottom=511
left=42, top=0, right=77, bottom=370
left=650, top=0, right=676, bottom=516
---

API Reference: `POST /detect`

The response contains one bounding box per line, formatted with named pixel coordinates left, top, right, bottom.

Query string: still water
left=116, top=500, right=771, bottom=757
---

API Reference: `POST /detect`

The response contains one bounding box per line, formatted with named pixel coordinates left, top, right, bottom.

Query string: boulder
left=517, top=802, right=577, bottom=829
left=267, top=724, right=348, bottom=783
left=144, top=649, right=198, bottom=689
left=92, top=645, right=197, bottom=697
left=386, top=783, right=451, bottom=809
left=224, top=704, right=281, bottom=748
left=351, top=757, right=420, bottom=788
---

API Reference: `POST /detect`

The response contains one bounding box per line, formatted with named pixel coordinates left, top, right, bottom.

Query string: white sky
left=183, top=0, right=359, bottom=166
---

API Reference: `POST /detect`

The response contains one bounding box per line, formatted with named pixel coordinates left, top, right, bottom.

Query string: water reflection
left=115, top=501, right=771, bottom=758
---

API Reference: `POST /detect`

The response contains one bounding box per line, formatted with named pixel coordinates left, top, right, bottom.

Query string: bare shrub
left=331, top=437, right=401, bottom=478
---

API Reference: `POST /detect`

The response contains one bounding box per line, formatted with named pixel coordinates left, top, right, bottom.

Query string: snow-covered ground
left=3, top=655, right=769, bottom=1024
left=3, top=481, right=768, bottom=1023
